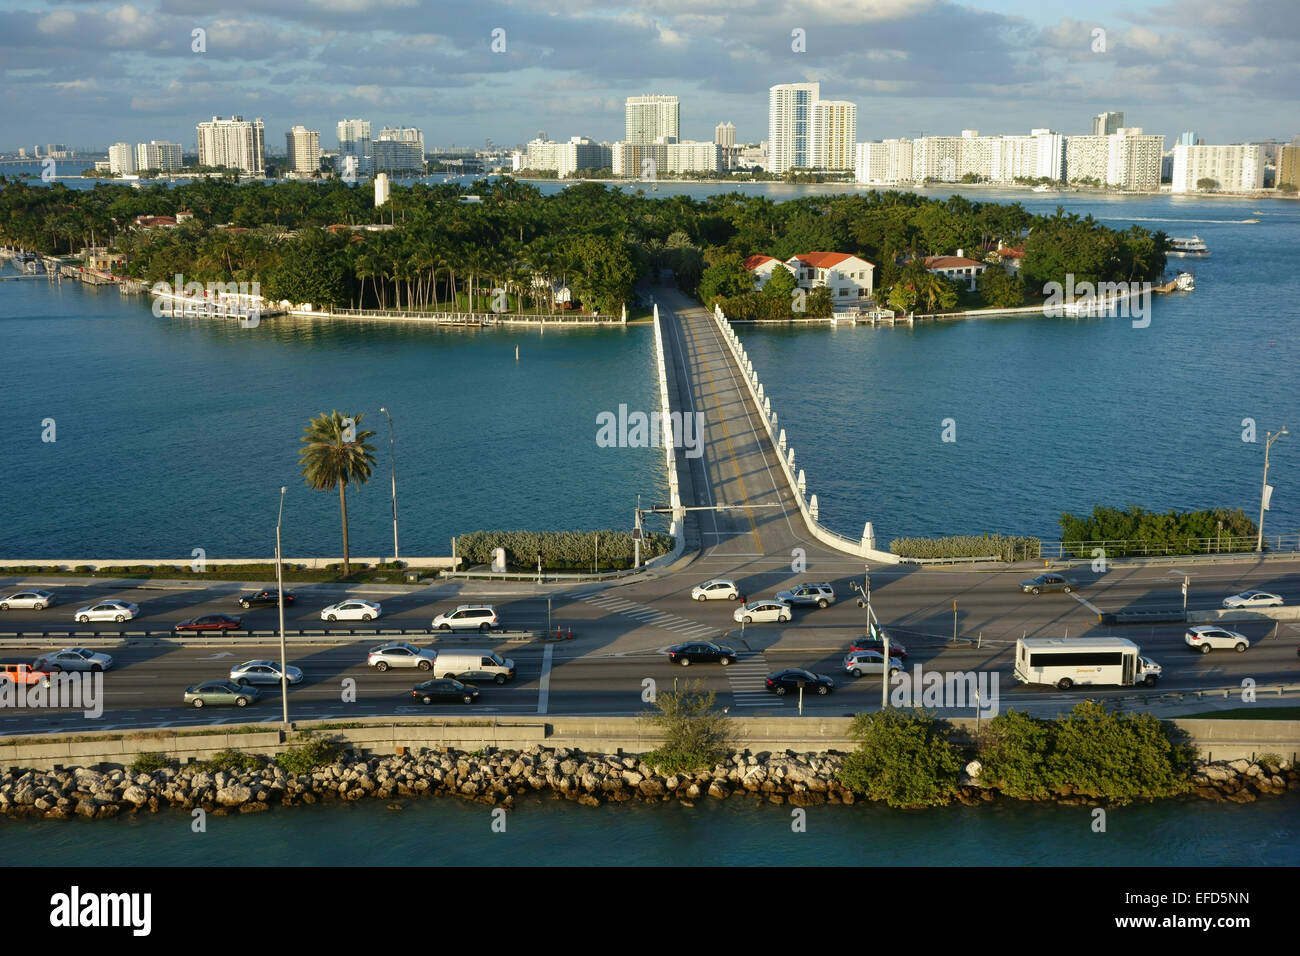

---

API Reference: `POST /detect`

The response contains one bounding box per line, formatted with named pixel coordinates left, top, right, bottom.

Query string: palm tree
left=298, top=410, right=376, bottom=577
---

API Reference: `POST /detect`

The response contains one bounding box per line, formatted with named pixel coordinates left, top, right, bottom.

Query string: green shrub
left=456, top=529, right=673, bottom=569
left=1257, top=752, right=1282, bottom=768
left=890, top=534, right=1040, bottom=561
left=1059, top=505, right=1257, bottom=556
left=129, top=752, right=176, bottom=774
left=837, top=710, right=964, bottom=808
left=1043, top=701, right=1193, bottom=804
left=640, top=681, right=734, bottom=775
left=275, top=733, right=347, bottom=775
left=976, top=709, right=1053, bottom=799
left=195, top=749, right=267, bottom=773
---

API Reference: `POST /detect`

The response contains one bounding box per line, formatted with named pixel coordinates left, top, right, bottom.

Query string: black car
left=238, top=589, right=296, bottom=609
left=412, top=678, right=479, bottom=705
left=765, top=668, right=834, bottom=696
left=666, top=642, right=737, bottom=666
left=849, top=636, right=908, bottom=659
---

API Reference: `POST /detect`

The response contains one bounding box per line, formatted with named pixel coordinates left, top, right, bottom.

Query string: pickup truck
left=0, top=662, right=52, bottom=686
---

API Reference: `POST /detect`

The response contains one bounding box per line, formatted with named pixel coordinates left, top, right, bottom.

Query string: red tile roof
left=998, top=246, right=1025, bottom=258
left=743, top=254, right=779, bottom=270
left=791, top=251, right=856, bottom=268
left=922, top=256, right=984, bottom=269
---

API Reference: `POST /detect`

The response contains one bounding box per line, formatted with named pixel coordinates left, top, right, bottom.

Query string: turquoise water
left=4, top=791, right=1296, bottom=866
left=0, top=277, right=665, bottom=558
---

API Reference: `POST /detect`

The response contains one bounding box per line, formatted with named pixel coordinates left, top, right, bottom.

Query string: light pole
left=276, top=486, right=289, bottom=726
left=1257, top=428, right=1287, bottom=552
left=380, top=407, right=399, bottom=564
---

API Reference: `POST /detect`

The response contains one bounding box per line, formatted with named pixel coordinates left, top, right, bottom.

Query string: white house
left=920, top=253, right=987, bottom=291
left=785, top=252, right=875, bottom=307
left=743, top=254, right=795, bottom=291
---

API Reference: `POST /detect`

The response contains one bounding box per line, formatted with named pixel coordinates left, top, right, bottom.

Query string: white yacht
left=1169, top=236, right=1210, bottom=257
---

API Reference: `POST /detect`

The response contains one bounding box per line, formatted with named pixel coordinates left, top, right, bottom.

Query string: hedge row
left=456, top=529, right=674, bottom=570
left=889, top=535, right=1041, bottom=561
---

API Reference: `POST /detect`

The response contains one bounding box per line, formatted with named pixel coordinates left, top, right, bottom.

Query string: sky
left=1, top=0, right=1297, bottom=154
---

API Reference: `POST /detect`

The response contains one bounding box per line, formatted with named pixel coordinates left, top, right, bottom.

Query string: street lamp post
left=1257, top=428, right=1288, bottom=553
left=380, top=407, right=399, bottom=564
left=276, top=486, right=288, bottom=726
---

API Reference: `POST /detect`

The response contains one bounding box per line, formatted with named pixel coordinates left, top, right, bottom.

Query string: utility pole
left=380, top=407, right=398, bottom=563
left=275, top=486, right=288, bottom=726
left=1258, top=428, right=1287, bottom=552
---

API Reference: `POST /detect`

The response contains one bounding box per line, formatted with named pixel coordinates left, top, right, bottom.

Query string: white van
left=433, top=650, right=516, bottom=685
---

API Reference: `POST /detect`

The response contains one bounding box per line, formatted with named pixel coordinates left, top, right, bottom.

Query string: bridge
left=652, top=285, right=896, bottom=571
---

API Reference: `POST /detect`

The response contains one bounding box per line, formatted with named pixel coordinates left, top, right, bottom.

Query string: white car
left=432, top=605, right=500, bottom=631
left=368, top=642, right=438, bottom=671
left=1185, top=626, right=1250, bottom=654
left=33, top=647, right=114, bottom=672
left=0, top=589, right=55, bottom=611
left=1222, top=590, right=1283, bottom=609
left=229, top=660, right=304, bottom=686
left=691, top=579, right=740, bottom=602
left=842, top=649, right=901, bottom=678
left=321, top=599, right=382, bottom=622
left=73, top=601, right=139, bottom=623
left=733, top=599, right=792, bottom=624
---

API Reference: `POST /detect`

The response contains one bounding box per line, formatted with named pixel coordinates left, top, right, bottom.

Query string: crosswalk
left=725, top=651, right=782, bottom=707
left=580, top=594, right=721, bottom=639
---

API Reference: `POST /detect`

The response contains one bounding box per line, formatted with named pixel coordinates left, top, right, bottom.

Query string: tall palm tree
left=298, top=410, right=376, bottom=577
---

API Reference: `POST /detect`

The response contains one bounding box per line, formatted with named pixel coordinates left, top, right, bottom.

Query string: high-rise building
left=378, top=127, right=425, bottom=154
left=108, top=143, right=136, bottom=175
left=374, top=172, right=391, bottom=207
left=810, top=100, right=856, bottom=171
left=524, top=136, right=612, bottom=178
left=768, top=82, right=820, bottom=173
left=135, top=141, right=183, bottom=173
left=1277, top=145, right=1299, bottom=190
left=285, top=127, right=321, bottom=174
left=625, top=95, right=680, bottom=144
left=714, top=122, right=736, bottom=148
left=1092, top=111, right=1124, bottom=136
left=1106, top=128, right=1163, bottom=190
left=196, top=116, right=265, bottom=175
left=373, top=140, right=424, bottom=173
left=1171, top=142, right=1266, bottom=192
left=1178, top=131, right=1200, bottom=147
left=336, top=119, right=372, bottom=177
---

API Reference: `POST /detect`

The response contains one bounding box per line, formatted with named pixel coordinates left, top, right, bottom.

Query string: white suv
left=1185, top=625, right=1249, bottom=654
left=432, top=605, right=500, bottom=632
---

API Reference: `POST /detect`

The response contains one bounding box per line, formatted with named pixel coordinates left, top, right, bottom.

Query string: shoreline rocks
left=0, top=748, right=1293, bottom=820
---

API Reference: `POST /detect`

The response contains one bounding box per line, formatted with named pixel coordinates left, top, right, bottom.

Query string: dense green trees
left=0, top=175, right=1168, bottom=317
left=1058, top=505, right=1258, bottom=554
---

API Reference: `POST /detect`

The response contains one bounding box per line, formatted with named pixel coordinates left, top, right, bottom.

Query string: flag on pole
left=1263, top=484, right=1274, bottom=511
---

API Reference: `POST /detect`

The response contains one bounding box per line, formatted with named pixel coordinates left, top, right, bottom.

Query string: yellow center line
left=680, top=309, right=764, bottom=554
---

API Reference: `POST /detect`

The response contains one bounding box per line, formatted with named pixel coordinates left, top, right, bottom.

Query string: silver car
left=368, top=642, right=437, bottom=671
left=229, top=660, right=304, bottom=686
left=776, top=583, right=836, bottom=608
left=73, top=601, right=139, bottom=623
left=0, top=589, right=55, bottom=611
left=33, top=647, right=114, bottom=672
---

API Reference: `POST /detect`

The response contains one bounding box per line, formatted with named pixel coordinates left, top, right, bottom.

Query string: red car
left=849, top=636, right=907, bottom=659
left=175, top=614, right=245, bottom=633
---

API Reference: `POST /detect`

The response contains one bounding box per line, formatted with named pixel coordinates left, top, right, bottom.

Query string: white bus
left=1014, top=637, right=1162, bottom=690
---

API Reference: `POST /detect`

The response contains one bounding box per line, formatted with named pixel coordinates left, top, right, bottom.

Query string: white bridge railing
left=712, top=305, right=898, bottom=564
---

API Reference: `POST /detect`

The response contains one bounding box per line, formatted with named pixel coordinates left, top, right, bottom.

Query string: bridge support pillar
left=809, top=494, right=819, bottom=521
left=787, top=447, right=796, bottom=470
left=862, top=522, right=876, bottom=552
left=778, top=428, right=787, bottom=452
left=797, top=468, right=806, bottom=495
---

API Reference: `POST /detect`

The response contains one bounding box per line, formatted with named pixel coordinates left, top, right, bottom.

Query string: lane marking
left=1070, top=592, right=1104, bottom=615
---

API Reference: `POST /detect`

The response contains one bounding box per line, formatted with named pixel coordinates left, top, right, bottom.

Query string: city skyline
left=0, top=0, right=1295, bottom=151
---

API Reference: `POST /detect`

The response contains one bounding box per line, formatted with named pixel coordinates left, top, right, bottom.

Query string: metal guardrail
left=896, top=554, right=1000, bottom=565
left=0, top=627, right=545, bottom=646
left=1040, top=535, right=1299, bottom=559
